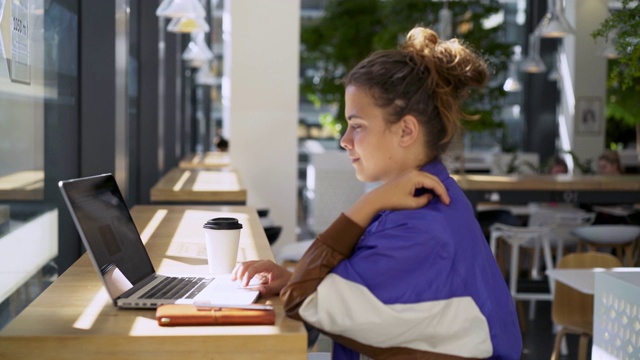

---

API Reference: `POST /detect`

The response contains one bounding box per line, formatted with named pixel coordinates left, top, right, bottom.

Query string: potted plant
left=591, top=0, right=640, bottom=152
left=300, top=0, right=513, bottom=143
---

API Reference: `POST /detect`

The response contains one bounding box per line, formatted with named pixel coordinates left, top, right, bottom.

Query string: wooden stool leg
left=551, top=328, right=568, bottom=360
left=577, top=333, right=590, bottom=360
left=516, top=300, right=527, bottom=334
left=623, top=242, right=633, bottom=267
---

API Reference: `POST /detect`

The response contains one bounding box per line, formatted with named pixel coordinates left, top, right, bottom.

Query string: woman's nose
left=340, top=129, right=352, bottom=150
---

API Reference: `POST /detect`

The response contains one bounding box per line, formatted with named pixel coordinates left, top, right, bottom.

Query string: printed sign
left=11, top=0, right=29, bottom=84
left=0, top=0, right=10, bottom=81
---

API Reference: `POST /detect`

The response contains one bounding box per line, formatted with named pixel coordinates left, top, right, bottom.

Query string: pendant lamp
left=182, top=32, right=214, bottom=67
left=600, top=31, right=620, bottom=59
left=156, top=0, right=206, bottom=19
left=436, top=2, right=453, bottom=40
left=504, top=62, right=522, bottom=92
left=520, top=33, right=547, bottom=73
left=534, top=0, right=574, bottom=38
left=503, top=46, right=522, bottom=92
left=195, top=63, right=219, bottom=86
left=167, top=16, right=210, bottom=33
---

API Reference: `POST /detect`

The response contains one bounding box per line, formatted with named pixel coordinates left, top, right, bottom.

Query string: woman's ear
left=399, top=115, right=420, bottom=147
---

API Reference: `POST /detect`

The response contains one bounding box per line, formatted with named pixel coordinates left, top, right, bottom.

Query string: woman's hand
left=231, top=260, right=292, bottom=297
left=346, top=169, right=450, bottom=228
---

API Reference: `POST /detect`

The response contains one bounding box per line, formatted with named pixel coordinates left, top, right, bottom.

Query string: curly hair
left=343, top=27, right=488, bottom=159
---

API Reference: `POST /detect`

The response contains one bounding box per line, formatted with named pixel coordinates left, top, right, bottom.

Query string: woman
left=235, top=27, right=521, bottom=359
left=597, top=150, right=623, bottom=175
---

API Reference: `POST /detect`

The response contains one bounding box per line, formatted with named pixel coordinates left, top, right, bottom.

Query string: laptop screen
left=59, top=174, right=155, bottom=299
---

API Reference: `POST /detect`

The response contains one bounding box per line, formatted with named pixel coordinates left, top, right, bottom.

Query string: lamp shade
left=520, top=33, right=547, bottom=73
left=503, top=62, right=522, bottom=92
left=547, top=63, right=559, bottom=81
left=195, top=63, right=220, bottom=86
left=436, top=2, right=453, bottom=40
left=182, top=32, right=214, bottom=67
left=156, top=0, right=206, bottom=19
left=534, top=0, right=575, bottom=38
left=167, top=16, right=210, bottom=33
left=600, top=31, right=620, bottom=59
left=601, top=42, right=620, bottom=59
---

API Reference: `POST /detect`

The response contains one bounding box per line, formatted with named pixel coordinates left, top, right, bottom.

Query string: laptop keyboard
left=140, top=276, right=213, bottom=300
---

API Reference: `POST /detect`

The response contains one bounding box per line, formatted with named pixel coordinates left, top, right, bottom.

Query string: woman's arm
left=281, top=213, right=364, bottom=320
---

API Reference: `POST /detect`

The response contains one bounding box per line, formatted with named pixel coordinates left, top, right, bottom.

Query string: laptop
left=58, top=173, right=259, bottom=309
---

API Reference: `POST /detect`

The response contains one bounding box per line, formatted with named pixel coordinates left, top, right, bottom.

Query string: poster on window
left=576, top=96, right=603, bottom=134
left=0, top=0, right=10, bottom=81
left=10, top=0, right=30, bottom=84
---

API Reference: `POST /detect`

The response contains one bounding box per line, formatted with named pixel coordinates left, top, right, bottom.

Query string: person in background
left=597, top=149, right=623, bottom=175
left=234, top=26, right=522, bottom=359
left=214, top=128, right=229, bottom=152
left=547, top=155, right=568, bottom=175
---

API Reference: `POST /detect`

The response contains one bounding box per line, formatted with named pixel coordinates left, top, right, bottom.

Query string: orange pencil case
left=156, top=304, right=276, bottom=326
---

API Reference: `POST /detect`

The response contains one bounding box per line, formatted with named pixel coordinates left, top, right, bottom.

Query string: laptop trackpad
left=186, top=274, right=259, bottom=305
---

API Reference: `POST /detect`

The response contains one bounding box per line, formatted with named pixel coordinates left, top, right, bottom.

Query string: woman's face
left=340, top=85, right=405, bottom=183
left=597, top=159, right=619, bottom=175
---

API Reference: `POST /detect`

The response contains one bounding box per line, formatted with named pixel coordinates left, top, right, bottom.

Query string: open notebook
left=58, top=173, right=258, bottom=309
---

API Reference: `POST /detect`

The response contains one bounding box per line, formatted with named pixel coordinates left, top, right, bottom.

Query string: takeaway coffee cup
left=203, top=217, right=243, bottom=275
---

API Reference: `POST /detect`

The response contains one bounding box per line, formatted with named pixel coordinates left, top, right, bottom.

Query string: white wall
left=223, top=0, right=300, bottom=253
left=565, top=0, right=608, bottom=168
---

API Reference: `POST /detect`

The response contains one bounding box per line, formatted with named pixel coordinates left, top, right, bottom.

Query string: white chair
left=489, top=207, right=596, bottom=323
left=275, top=239, right=314, bottom=270
left=538, top=207, right=597, bottom=266
left=304, top=150, right=366, bottom=235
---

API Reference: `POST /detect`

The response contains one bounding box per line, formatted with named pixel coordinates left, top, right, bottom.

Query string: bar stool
left=572, top=225, right=640, bottom=266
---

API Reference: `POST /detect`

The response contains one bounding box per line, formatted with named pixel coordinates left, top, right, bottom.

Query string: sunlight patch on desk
left=128, top=315, right=280, bottom=336
left=73, top=288, right=111, bottom=330
left=172, top=170, right=191, bottom=191
left=0, top=170, right=44, bottom=190
left=25, top=180, right=44, bottom=190
left=139, top=209, right=168, bottom=245
left=165, top=210, right=249, bottom=259
left=192, top=171, right=239, bottom=191
left=453, top=174, right=517, bottom=183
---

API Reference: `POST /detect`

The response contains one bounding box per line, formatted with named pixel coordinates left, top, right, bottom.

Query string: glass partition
left=0, top=0, right=78, bottom=330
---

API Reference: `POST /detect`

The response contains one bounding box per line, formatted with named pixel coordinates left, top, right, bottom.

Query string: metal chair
left=550, top=252, right=622, bottom=360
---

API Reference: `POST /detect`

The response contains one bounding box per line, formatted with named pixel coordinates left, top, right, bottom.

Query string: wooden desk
left=179, top=152, right=231, bottom=170
left=0, top=205, right=307, bottom=359
left=151, top=168, right=247, bottom=204
left=452, top=174, right=640, bottom=206
left=0, top=170, right=44, bottom=201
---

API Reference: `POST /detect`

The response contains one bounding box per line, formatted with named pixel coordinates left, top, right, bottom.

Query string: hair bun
left=402, top=27, right=488, bottom=95
left=406, top=27, right=439, bottom=54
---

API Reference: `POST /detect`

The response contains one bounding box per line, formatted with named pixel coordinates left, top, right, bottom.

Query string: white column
left=565, top=0, right=608, bottom=170
left=223, top=0, right=300, bottom=253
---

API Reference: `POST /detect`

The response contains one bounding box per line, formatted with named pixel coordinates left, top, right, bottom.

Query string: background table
left=0, top=205, right=307, bottom=360
left=151, top=168, right=247, bottom=204
left=179, top=152, right=231, bottom=170
left=0, top=170, right=44, bottom=201
left=452, top=174, right=640, bottom=207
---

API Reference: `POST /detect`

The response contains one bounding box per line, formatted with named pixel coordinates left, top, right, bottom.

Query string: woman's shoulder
left=377, top=205, right=448, bottom=233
